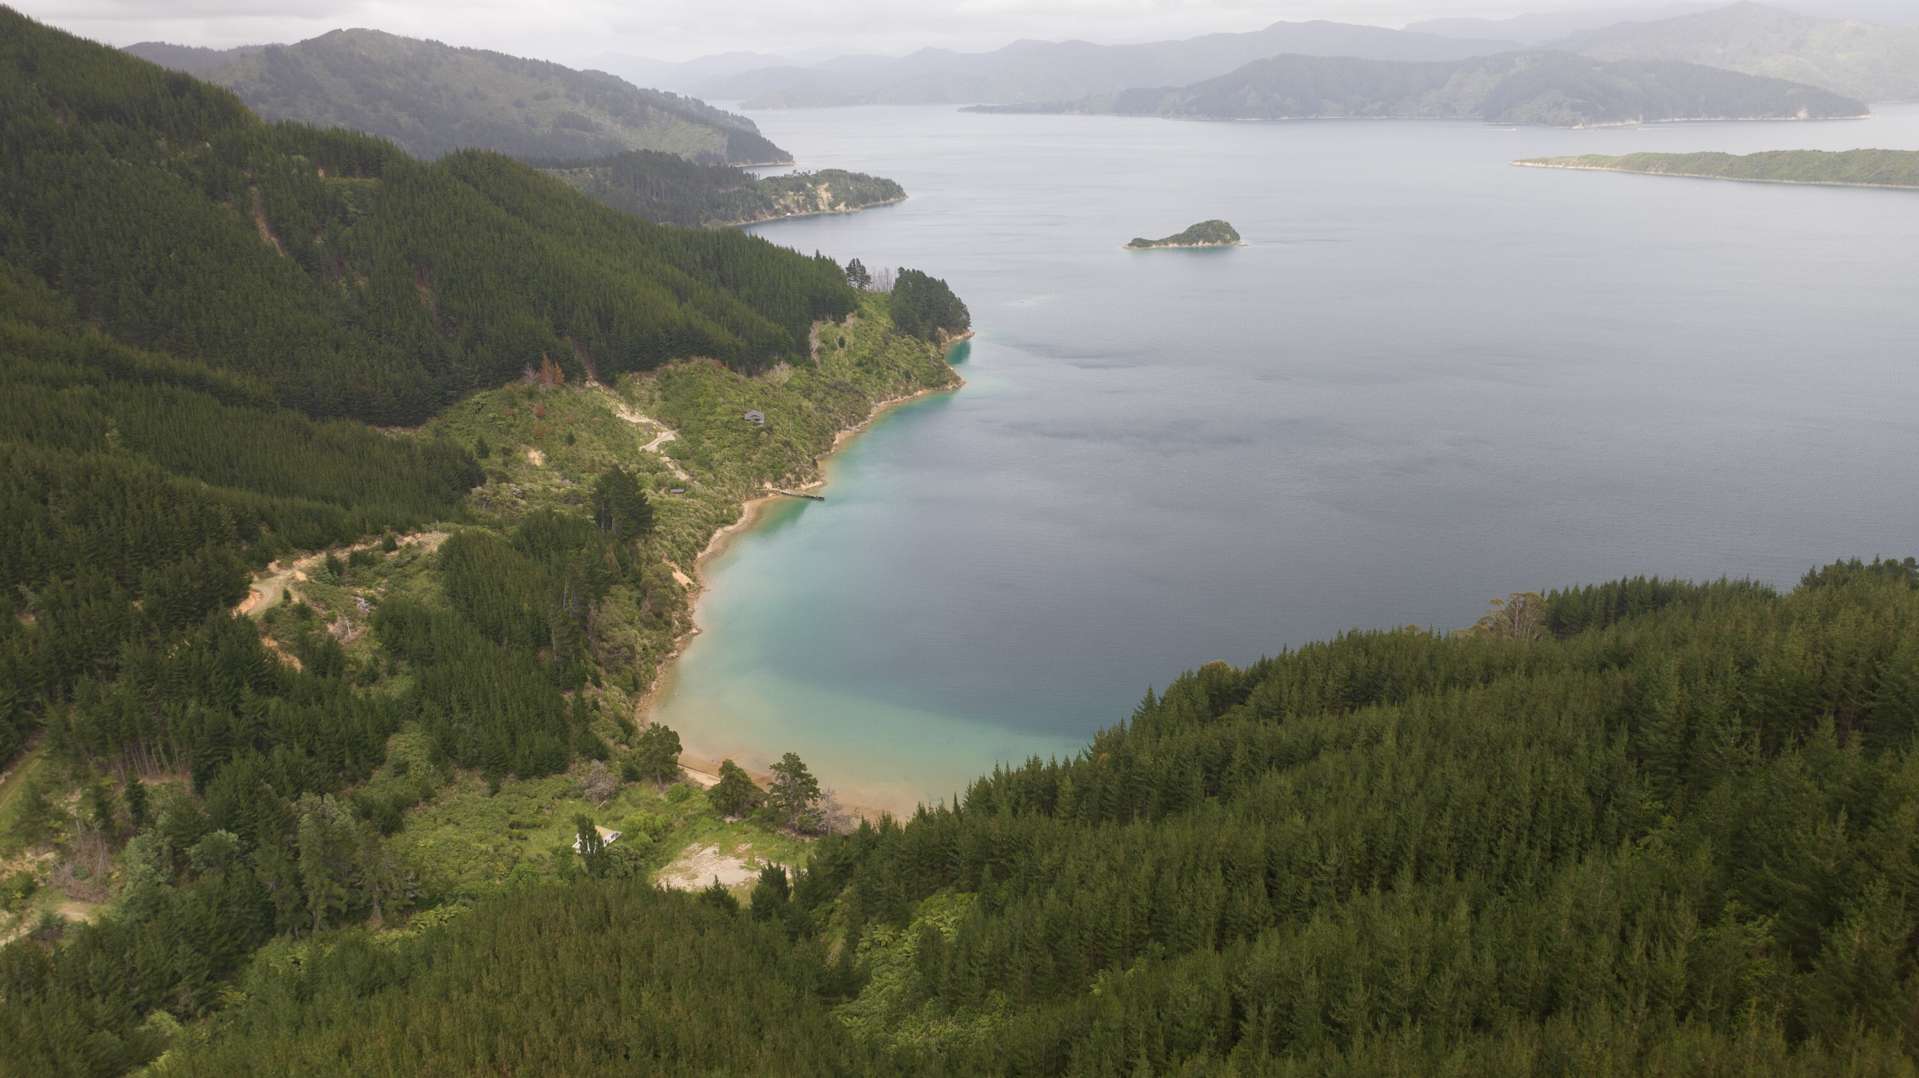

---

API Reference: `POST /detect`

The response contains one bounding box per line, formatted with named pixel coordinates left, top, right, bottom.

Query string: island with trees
left=1127, top=219, right=1243, bottom=249
left=1516, top=148, right=1919, bottom=190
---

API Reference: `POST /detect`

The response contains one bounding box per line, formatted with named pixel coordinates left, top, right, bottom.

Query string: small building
left=743, top=410, right=766, bottom=427
left=572, top=825, right=621, bottom=853
left=668, top=487, right=687, bottom=495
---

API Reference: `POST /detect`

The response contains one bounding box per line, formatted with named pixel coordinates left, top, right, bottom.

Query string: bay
left=654, top=105, right=1919, bottom=812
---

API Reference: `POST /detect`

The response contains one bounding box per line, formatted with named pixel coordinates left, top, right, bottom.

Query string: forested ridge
left=972, top=50, right=1870, bottom=126
left=125, top=28, right=790, bottom=165
left=30, top=559, right=1911, bottom=1075
left=2, top=7, right=856, bottom=424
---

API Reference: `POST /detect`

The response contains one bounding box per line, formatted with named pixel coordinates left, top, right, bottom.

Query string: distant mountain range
left=125, top=30, right=790, bottom=164
left=677, top=21, right=1519, bottom=108
left=1561, top=2, right=1919, bottom=101
left=971, top=51, right=1868, bottom=127
left=607, top=3, right=1917, bottom=109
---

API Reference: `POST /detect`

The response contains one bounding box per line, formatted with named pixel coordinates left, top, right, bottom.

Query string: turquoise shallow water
left=656, top=105, right=1919, bottom=812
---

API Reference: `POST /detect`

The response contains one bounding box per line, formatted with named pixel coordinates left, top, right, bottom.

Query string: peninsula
left=1128, top=219, right=1243, bottom=249
left=545, top=150, right=907, bottom=227
left=1516, top=149, right=1919, bottom=190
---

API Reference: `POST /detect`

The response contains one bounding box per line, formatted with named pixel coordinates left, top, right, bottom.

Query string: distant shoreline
left=967, top=108, right=1871, bottom=129
left=1513, top=160, right=1919, bottom=191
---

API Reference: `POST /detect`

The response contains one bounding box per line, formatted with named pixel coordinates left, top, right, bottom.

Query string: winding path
left=597, top=384, right=691, bottom=483
left=234, top=531, right=448, bottom=619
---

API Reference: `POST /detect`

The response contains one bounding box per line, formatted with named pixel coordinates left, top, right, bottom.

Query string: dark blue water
left=656, top=106, right=1919, bottom=811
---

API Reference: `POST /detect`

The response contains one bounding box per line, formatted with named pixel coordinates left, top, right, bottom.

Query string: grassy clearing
left=394, top=764, right=813, bottom=902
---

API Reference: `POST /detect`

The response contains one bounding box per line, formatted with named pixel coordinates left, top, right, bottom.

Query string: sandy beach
left=637, top=352, right=969, bottom=822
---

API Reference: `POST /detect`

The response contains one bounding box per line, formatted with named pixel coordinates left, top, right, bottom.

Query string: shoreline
left=638, top=340, right=970, bottom=821
left=719, top=194, right=908, bottom=229
left=967, top=108, right=1869, bottom=128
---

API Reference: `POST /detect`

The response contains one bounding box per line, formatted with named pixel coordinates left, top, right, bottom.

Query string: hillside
left=1519, top=148, right=1919, bottom=188
left=544, top=151, right=905, bottom=227
left=1562, top=2, right=1919, bottom=102
left=0, top=10, right=973, bottom=1072
left=126, top=29, right=790, bottom=164
left=976, top=51, right=1869, bottom=126
left=694, top=20, right=1517, bottom=108
left=54, top=560, right=1919, bottom=1074
left=6, top=11, right=862, bottom=425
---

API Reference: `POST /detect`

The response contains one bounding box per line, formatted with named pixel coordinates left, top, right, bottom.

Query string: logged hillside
left=976, top=50, right=1868, bottom=125
left=126, top=29, right=789, bottom=164
left=1564, top=2, right=1919, bottom=103
left=4, top=10, right=857, bottom=424
left=119, top=561, right=1919, bottom=1074
left=545, top=150, right=905, bottom=227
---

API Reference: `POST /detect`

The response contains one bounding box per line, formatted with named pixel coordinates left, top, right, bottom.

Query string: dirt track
left=234, top=531, right=448, bottom=619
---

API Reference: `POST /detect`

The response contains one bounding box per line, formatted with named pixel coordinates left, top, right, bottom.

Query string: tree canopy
left=1, top=9, right=857, bottom=425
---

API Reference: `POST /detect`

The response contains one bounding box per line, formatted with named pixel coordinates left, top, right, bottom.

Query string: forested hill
left=1519, top=148, right=1919, bottom=189
left=74, top=559, right=1919, bottom=1074
left=125, top=28, right=789, bottom=165
left=688, top=19, right=1516, bottom=109
left=543, top=150, right=906, bottom=227
left=3, top=8, right=857, bottom=424
left=973, top=50, right=1869, bottom=126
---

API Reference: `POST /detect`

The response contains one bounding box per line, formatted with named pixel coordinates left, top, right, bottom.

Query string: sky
left=13, top=0, right=1902, bottom=66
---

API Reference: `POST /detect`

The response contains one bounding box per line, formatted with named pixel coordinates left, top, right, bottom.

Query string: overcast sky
left=11, top=0, right=1875, bottom=66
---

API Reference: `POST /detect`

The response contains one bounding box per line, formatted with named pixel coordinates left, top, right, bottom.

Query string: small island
left=1515, top=150, right=1919, bottom=191
left=1126, top=219, right=1242, bottom=250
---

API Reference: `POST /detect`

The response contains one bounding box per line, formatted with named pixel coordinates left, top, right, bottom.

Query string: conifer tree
left=630, top=724, right=682, bottom=785
left=767, top=752, right=823, bottom=833
left=710, top=759, right=762, bottom=817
